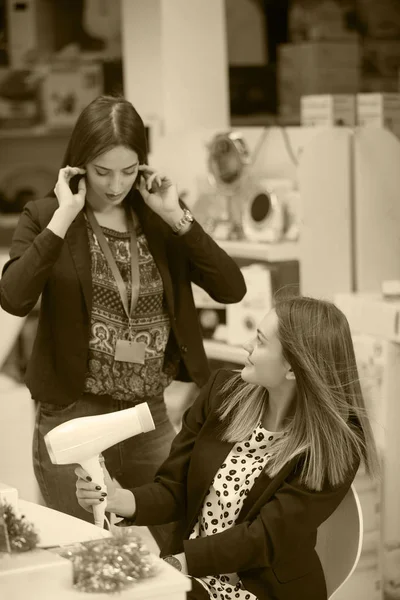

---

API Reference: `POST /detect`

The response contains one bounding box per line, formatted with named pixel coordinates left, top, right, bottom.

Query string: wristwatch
left=171, top=208, right=194, bottom=234
left=163, top=555, right=182, bottom=571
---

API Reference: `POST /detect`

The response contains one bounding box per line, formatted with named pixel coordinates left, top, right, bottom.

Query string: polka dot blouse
left=189, top=424, right=285, bottom=600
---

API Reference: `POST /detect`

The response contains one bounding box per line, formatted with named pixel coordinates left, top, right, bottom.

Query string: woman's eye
left=123, top=169, right=137, bottom=176
left=95, top=170, right=108, bottom=177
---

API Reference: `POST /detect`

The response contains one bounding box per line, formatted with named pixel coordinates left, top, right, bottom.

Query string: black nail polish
left=86, top=476, right=92, bottom=482
left=101, top=492, right=107, bottom=497
left=95, top=485, right=102, bottom=490
left=99, top=497, right=104, bottom=502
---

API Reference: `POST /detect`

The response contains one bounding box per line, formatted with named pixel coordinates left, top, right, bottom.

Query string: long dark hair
left=53, top=95, right=148, bottom=194
left=218, top=296, right=380, bottom=490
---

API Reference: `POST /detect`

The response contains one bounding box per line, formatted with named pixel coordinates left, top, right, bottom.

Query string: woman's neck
left=262, top=384, right=296, bottom=431
left=87, top=200, right=129, bottom=232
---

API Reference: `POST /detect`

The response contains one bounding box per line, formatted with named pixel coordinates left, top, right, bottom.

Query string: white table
left=4, top=499, right=191, bottom=599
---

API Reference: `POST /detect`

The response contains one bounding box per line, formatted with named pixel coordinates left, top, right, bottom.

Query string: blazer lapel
left=66, top=212, right=92, bottom=315
left=238, top=457, right=299, bottom=522
left=134, top=193, right=175, bottom=317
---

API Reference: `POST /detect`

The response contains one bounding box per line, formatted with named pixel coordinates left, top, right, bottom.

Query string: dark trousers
left=32, top=392, right=177, bottom=551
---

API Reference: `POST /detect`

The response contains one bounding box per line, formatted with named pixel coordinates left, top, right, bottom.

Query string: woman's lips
left=106, top=192, right=123, bottom=201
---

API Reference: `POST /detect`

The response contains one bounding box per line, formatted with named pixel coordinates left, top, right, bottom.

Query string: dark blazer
left=122, top=369, right=358, bottom=600
left=0, top=192, right=246, bottom=405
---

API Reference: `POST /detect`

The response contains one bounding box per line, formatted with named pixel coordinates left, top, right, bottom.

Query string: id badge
left=115, top=340, right=146, bottom=364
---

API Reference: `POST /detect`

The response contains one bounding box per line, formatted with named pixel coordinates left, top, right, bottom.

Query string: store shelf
left=217, top=240, right=299, bottom=262
left=0, top=126, right=72, bottom=139
left=203, top=340, right=246, bottom=364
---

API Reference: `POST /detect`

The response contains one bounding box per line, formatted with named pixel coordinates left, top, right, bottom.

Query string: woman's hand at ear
left=137, top=165, right=184, bottom=228
left=54, top=166, right=87, bottom=218
left=48, top=166, right=87, bottom=239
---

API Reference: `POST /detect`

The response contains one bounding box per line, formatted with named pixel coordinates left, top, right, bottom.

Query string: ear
left=285, top=368, right=295, bottom=381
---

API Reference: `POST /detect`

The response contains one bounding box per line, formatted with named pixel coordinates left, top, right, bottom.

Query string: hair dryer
left=44, top=403, right=155, bottom=527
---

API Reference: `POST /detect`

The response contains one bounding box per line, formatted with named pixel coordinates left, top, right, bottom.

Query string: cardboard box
left=279, top=41, right=361, bottom=71
left=362, top=39, right=400, bottom=79
left=278, top=42, right=361, bottom=119
left=335, top=292, right=400, bottom=343
left=6, top=0, right=54, bottom=68
left=301, top=94, right=356, bottom=126
left=0, top=548, right=73, bottom=600
left=361, top=75, right=399, bottom=93
left=41, top=62, right=103, bottom=127
left=357, top=92, right=400, bottom=134
left=288, top=0, right=359, bottom=43
left=358, top=0, right=400, bottom=39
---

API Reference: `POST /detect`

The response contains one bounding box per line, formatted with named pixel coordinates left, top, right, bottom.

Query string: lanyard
left=86, top=205, right=140, bottom=335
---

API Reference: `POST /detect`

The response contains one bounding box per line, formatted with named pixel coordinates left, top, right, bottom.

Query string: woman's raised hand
left=54, top=166, right=87, bottom=218
left=137, top=165, right=183, bottom=226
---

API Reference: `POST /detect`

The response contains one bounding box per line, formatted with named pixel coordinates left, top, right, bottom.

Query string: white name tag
left=115, top=340, right=146, bottom=364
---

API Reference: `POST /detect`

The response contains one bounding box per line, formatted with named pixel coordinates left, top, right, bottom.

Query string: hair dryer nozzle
left=136, top=402, right=155, bottom=433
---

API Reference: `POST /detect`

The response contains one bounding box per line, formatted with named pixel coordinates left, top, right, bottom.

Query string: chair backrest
left=316, top=484, right=363, bottom=599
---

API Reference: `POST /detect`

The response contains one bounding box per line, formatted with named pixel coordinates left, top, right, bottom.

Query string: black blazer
left=122, top=370, right=357, bottom=600
left=0, top=192, right=246, bottom=405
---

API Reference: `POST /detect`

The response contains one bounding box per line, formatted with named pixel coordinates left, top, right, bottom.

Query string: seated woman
left=76, top=295, right=379, bottom=600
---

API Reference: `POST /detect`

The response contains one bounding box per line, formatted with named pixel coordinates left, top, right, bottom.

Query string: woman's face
left=241, top=309, right=292, bottom=389
left=85, top=145, right=139, bottom=210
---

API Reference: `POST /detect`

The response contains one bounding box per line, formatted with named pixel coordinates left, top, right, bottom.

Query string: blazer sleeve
left=119, top=370, right=228, bottom=526
left=0, top=201, right=64, bottom=316
left=169, top=219, right=246, bottom=304
left=183, top=463, right=357, bottom=578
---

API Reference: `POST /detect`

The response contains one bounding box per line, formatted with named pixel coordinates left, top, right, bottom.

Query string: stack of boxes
left=278, top=41, right=360, bottom=123
left=299, top=92, right=400, bottom=137
left=358, top=0, right=400, bottom=93
left=278, top=0, right=361, bottom=122
left=278, top=0, right=400, bottom=135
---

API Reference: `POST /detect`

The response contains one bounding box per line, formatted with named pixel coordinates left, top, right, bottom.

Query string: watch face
left=163, top=555, right=182, bottom=571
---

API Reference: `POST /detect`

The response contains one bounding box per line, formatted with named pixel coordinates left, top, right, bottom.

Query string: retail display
left=357, top=93, right=400, bottom=137
left=336, top=292, right=400, bottom=600
left=301, top=94, right=356, bottom=127
left=0, top=165, right=54, bottom=213
left=193, top=129, right=300, bottom=244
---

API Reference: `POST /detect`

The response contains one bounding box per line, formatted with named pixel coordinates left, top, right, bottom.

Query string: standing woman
left=0, top=95, right=246, bottom=546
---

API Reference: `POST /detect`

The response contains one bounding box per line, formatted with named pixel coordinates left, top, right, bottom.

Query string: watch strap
left=171, top=208, right=194, bottom=234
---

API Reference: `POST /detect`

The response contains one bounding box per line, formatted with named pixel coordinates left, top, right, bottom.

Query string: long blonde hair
left=217, top=296, right=380, bottom=491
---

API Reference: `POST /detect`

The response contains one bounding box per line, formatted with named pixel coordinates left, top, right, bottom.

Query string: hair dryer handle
left=80, top=455, right=106, bottom=528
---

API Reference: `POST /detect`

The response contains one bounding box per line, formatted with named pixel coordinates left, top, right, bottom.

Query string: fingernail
left=86, top=476, right=92, bottom=482
left=95, top=485, right=102, bottom=490
left=101, top=492, right=107, bottom=497
left=99, top=497, right=104, bottom=502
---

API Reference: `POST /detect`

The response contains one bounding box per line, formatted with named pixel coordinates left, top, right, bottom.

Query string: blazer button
left=180, top=345, right=188, bottom=353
